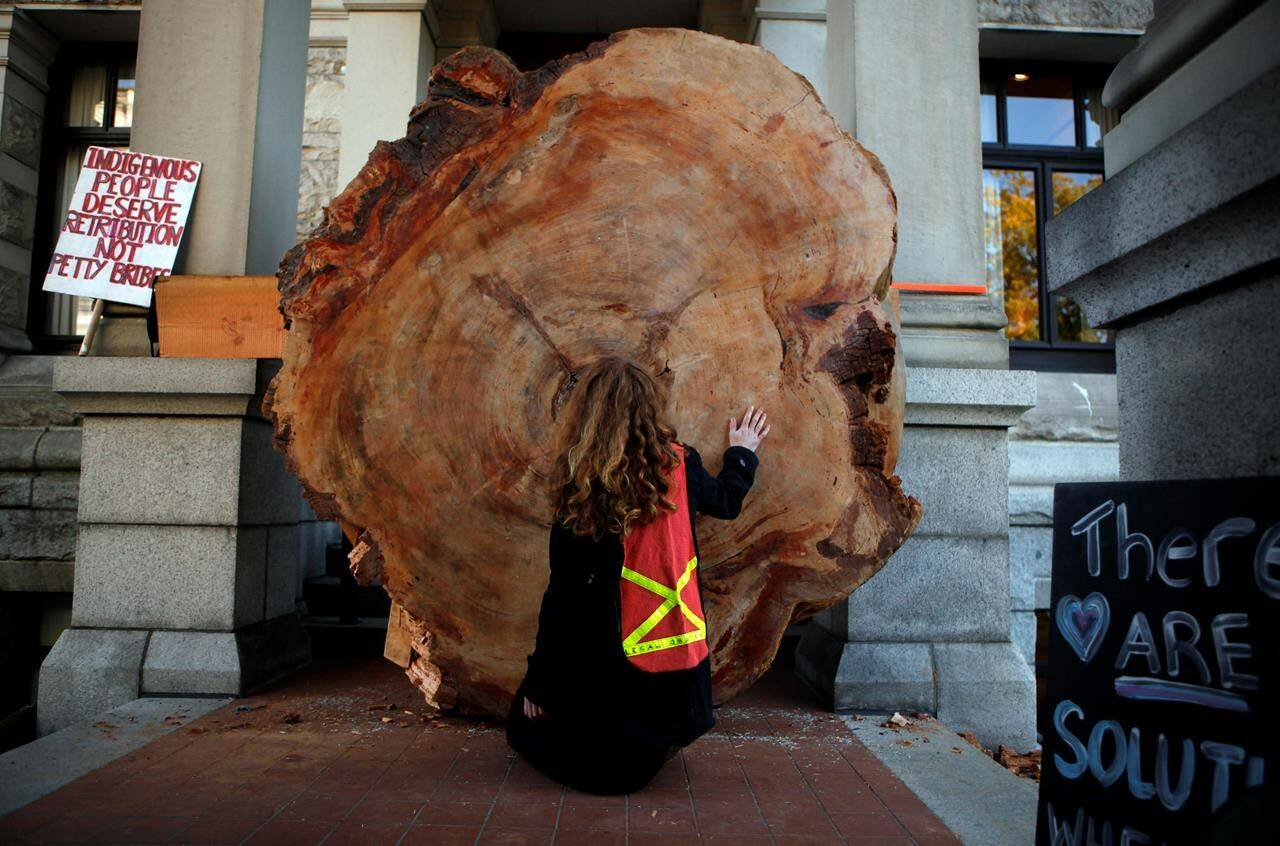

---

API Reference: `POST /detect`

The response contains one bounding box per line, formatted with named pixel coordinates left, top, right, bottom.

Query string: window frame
left=982, top=60, right=1115, bottom=374
left=27, top=42, right=136, bottom=353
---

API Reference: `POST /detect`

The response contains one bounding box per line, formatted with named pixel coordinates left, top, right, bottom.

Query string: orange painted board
left=891, top=281, right=988, bottom=295
left=155, top=275, right=285, bottom=359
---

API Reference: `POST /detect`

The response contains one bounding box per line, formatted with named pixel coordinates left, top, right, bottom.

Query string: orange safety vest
left=619, top=444, right=710, bottom=672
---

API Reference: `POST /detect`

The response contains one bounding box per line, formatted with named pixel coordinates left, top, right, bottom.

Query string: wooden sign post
left=1039, top=478, right=1279, bottom=844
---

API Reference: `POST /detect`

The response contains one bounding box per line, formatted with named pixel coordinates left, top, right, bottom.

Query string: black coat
left=520, top=444, right=759, bottom=747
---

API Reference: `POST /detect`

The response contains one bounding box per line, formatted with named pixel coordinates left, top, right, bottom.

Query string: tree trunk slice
left=267, top=28, right=921, bottom=717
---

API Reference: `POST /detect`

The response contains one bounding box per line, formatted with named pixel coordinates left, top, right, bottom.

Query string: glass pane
left=1052, top=170, right=1103, bottom=215
left=983, top=168, right=1040, bottom=341
left=1082, top=84, right=1118, bottom=148
left=980, top=77, right=998, bottom=144
left=1006, top=73, right=1075, bottom=146
left=114, top=59, right=136, bottom=128
left=1057, top=296, right=1111, bottom=344
left=66, top=63, right=109, bottom=127
left=43, top=147, right=91, bottom=335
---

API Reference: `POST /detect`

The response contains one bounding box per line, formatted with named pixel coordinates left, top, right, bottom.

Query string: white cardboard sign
left=42, top=146, right=201, bottom=307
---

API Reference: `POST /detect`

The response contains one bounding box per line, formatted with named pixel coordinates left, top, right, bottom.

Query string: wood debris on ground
left=957, top=730, right=1041, bottom=781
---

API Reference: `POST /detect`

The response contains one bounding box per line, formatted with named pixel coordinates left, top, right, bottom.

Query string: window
left=982, top=63, right=1119, bottom=372
left=28, top=45, right=136, bottom=349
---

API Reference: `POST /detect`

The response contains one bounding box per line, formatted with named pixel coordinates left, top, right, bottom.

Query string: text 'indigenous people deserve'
left=42, top=146, right=201, bottom=307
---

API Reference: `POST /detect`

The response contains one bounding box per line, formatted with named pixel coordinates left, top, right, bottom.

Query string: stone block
left=53, top=357, right=258, bottom=416
left=934, top=642, right=1036, bottom=750
left=77, top=416, right=243, bottom=525
left=0, top=559, right=74, bottom=592
left=1009, top=526, right=1050, bottom=610
left=1048, top=68, right=1280, bottom=324
left=1012, top=372, right=1118, bottom=442
left=1010, top=611, right=1036, bottom=665
left=0, top=427, right=40, bottom=469
left=34, top=427, right=81, bottom=469
left=0, top=266, right=29, bottom=333
left=239, top=419, right=304, bottom=525
left=0, top=180, right=36, bottom=249
left=72, top=524, right=259, bottom=630
left=265, top=524, right=300, bottom=618
left=1008, top=440, right=1119, bottom=486
left=0, top=472, right=31, bottom=506
left=795, top=628, right=934, bottom=712
left=1008, top=484, right=1053, bottom=527
left=235, top=614, right=311, bottom=694
left=0, top=357, right=76, bottom=427
left=843, top=536, right=1009, bottom=642
left=37, top=628, right=146, bottom=734
left=0, top=508, right=76, bottom=560
left=897, top=426, right=1009, bottom=538
left=31, top=473, right=78, bottom=510
left=0, top=94, right=42, bottom=169
left=234, top=527, right=269, bottom=627
left=142, top=631, right=240, bottom=695
left=978, top=0, right=1151, bottom=30
left=1116, top=274, right=1280, bottom=479
left=1035, top=577, right=1051, bottom=609
left=904, top=367, right=1036, bottom=428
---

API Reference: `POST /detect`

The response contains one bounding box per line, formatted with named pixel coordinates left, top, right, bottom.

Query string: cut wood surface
left=155, top=275, right=284, bottom=358
left=267, top=29, right=921, bottom=717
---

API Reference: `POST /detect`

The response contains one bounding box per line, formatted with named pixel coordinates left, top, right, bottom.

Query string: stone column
left=1048, top=1, right=1280, bottom=482
left=752, top=1, right=828, bottom=100
left=338, top=1, right=435, bottom=186
left=794, top=0, right=1038, bottom=749
left=91, top=0, right=309, bottom=354
left=37, top=359, right=310, bottom=734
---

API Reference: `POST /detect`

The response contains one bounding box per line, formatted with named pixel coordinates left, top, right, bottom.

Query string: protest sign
left=1038, top=478, right=1278, bottom=844
left=42, top=146, right=201, bottom=308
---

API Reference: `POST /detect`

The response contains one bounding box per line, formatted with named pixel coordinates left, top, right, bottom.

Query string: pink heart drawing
left=1055, top=592, right=1110, bottom=664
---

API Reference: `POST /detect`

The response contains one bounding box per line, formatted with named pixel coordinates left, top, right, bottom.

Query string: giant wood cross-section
left=267, top=28, right=921, bottom=716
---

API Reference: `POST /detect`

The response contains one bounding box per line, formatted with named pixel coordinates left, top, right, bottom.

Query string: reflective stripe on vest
left=620, top=556, right=706, bottom=657
left=618, top=443, right=710, bottom=672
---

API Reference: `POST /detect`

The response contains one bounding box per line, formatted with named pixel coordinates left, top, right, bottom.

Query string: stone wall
left=297, top=46, right=345, bottom=239
left=1006, top=372, right=1118, bottom=667
left=979, top=0, right=1153, bottom=30
left=0, top=356, right=79, bottom=596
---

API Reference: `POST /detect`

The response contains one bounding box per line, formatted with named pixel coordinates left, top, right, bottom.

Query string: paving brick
left=402, top=823, right=481, bottom=844
left=0, top=658, right=965, bottom=845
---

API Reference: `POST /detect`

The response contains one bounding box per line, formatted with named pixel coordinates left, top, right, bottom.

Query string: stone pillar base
left=38, top=616, right=309, bottom=733
left=795, top=627, right=1036, bottom=749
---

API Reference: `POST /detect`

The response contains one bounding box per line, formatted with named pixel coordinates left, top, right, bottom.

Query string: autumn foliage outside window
left=981, top=63, right=1116, bottom=372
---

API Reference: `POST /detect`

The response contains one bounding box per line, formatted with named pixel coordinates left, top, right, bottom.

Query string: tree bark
left=267, top=29, right=921, bottom=717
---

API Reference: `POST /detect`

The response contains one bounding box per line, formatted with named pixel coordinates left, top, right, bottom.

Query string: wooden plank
left=154, top=275, right=284, bottom=358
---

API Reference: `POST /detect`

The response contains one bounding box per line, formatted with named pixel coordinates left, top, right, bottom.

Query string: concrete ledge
left=1047, top=66, right=1280, bottom=325
left=0, top=559, right=73, bottom=592
left=36, top=629, right=147, bottom=735
left=0, top=697, right=228, bottom=817
left=845, top=713, right=1037, bottom=846
left=141, top=631, right=241, bottom=695
left=934, top=642, right=1037, bottom=750
left=905, top=367, right=1036, bottom=427
left=52, top=357, right=260, bottom=416
left=139, top=616, right=310, bottom=696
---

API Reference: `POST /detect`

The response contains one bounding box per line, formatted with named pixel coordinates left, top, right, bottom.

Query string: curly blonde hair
left=550, top=357, right=680, bottom=540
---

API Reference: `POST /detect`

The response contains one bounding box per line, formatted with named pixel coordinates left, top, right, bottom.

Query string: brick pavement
left=0, top=658, right=960, bottom=845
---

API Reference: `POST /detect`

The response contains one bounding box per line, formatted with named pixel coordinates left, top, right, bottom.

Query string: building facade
left=0, top=0, right=1153, bottom=749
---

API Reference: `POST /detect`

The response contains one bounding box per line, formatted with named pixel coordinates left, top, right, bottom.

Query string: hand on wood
left=729, top=406, right=770, bottom=453
left=522, top=697, right=549, bottom=721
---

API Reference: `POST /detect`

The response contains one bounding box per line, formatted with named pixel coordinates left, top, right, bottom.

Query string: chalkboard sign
left=1038, top=478, right=1279, bottom=845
